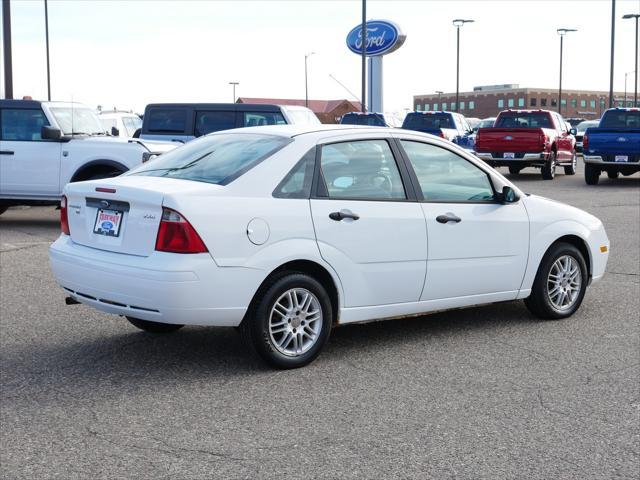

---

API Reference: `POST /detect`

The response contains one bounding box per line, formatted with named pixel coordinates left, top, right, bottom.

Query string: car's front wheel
left=607, top=170, right=619, bottom=179
left=524, top=242, right=588, bottom=320
left=508, top=166, right=523, bottom=175
left=241, top=272, right=332, bottom=369
left=126, top=317, right=184, bottom=333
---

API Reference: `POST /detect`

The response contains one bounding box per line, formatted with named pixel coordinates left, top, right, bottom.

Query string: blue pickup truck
left=402, top=111, right=475, bottom=151
left=583, top=108, right=640, bottom=185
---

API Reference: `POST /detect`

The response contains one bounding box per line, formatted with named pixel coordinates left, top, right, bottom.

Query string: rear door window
left=242, top=112, right=286, bottom=127
left=194, top=111, right=236, bottom=137
left=600, top=111, right=640, bottom=128
left=147, top=109, right=187, bottom=133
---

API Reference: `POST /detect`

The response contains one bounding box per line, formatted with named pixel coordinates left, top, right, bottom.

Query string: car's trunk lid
left=476, top=128, right=544, bottom=152
left=65, top=176, right=222, bottom=257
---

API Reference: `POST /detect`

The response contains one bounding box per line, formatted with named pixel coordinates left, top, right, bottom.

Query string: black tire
left=508, top=166, right=522, bottom=175
left=607, top=170, right=619, bottom=179
left=541, top=151, right=557, bottom=180
left=126, top=316, right=184, bottom=333
left=584, top=163, right=600, bottom=185
left=564, top=153, right=577, bottom=175
left=0, top=206, right=8, bottom=216
left=524, top=242, right=588, bottom=320
left=240, top=272, right=333, bottom=369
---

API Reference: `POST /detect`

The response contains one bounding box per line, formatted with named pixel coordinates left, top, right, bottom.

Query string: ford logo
left=101, top=221, right=113, bottom=230
left=346, top=20, right=406, bottom=56
left=617, top=137, right=627, bottom=142
left=504, top=136, right=513, bottom=140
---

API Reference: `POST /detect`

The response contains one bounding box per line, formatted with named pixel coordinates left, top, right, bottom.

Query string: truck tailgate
left=476, top=128, right=543, bottom=152
left=585, top=129, right=640, bottom=160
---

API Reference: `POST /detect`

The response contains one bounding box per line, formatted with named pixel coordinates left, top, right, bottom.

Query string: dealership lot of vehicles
left=0, top=162, right=638, bottom=478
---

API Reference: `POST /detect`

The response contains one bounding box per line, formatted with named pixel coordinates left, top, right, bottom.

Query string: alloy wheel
left=547, top=255, right=582, bottom=311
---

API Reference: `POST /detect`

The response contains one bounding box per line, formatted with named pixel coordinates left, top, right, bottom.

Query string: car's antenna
left=329, top=74, right=360, bottom=102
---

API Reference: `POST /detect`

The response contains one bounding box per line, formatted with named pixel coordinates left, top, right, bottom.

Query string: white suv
left=0, top=100, right=175, bottom=214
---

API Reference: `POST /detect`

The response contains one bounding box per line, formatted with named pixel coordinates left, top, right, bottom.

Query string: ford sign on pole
left=346, top=20, right=406, bottom=57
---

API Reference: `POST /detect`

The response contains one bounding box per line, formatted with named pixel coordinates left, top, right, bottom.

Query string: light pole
left=624, top=71, right=636, bottom=106
left=452, top=19, right=474, bottom=113
left=44, top=0, right=51, bottom=100
left=229, top=82, right=239, bottom=102
left=361, top=0, right=367, bottom=112
left=609, top=0, right=616, bottom=108
left=557, top=28, right=577, bottom=115
left=436, top=90, right=443, bottom=109
left=2, top=0, right=13, bottom=99
left=623, top=13, right=640, bottom=107
left=304, top=52, right=315, bottom=108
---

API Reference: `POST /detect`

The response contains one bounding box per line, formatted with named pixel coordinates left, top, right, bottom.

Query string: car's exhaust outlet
left=65, top=296, right=80, bottom=305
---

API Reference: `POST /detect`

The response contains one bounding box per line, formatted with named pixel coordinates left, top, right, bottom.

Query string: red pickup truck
left=475, top=110, right=577, bottom=180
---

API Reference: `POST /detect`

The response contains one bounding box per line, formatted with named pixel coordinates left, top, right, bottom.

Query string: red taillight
left=439, top=131, right=446, bottom=139
left=155, top=207, right=208, bottom=254
left=539, top=133, right=548, bottom=146
left=60, top=195, right=70, bottom=235
left=583, top=133, right=589, bottom=151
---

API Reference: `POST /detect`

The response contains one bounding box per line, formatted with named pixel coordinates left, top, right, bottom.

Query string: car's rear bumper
left=475, top=151, right=549, bottom=166
left=583, top=155, right=640, bottom=169
left=49, top=235, right=263, bottom=327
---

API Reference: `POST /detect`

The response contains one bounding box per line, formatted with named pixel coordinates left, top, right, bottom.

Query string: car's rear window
left=402, top=113, right=454, bottom=130
left=147, top=109, right=187, bottom=133
left=494, top=113, right=553, bottom=128
left=600, top=111, right=640, bottom=129
left=341, top=114, right=387, bottom=126
left=129, top=133, right=291, bottom=185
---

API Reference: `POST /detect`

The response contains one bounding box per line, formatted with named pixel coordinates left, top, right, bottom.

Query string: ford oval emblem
left=101, top=221, right=113, bottom=230
left=617, top=137, right=627, bottom=142
left=346, top=20, right=406, bottom=56
left=504, top=135, right=513, bottom=140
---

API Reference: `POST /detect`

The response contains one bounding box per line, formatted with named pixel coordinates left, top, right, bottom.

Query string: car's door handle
left=329, top=210, right=360, bottom=221
left=0, top=151, right=14, bottom=155
left=436, top=213, right=461, bottom=224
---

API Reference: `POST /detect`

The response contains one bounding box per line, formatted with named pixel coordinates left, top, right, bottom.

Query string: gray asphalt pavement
left=1, top=163, right=639, bottom=479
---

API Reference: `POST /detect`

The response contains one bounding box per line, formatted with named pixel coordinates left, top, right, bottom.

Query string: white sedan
left=49, top=125, right=610, bottom=368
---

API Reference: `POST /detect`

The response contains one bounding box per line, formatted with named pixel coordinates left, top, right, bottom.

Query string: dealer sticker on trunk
left=93, top=209, right=123, bottom=237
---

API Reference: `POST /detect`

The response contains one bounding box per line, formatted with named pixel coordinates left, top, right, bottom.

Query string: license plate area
left=615, top=155, right=628, bottom=162
left=94, top=209, right=123, bottom=237
left=503, top=152, right=515, bottom=159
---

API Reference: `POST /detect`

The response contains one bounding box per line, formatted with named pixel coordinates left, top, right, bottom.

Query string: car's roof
left=144, top=103, right=285, bottom=112
left=212, top=124, right=400, bottom=138
left=0, top=100, right=90, bottom=109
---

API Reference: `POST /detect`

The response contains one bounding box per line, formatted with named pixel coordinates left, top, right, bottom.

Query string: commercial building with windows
left=413, top=84, right=630, bottom=120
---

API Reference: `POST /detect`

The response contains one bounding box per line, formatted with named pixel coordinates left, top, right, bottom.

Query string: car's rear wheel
left=508, top=166, right=522, bottom=175
left=584, top=163, right=600, bottom=185
left=564, top=153, right=577, bottom=175
left=241, top=272, right=332, bottom=369
left=524, top=243, right=588, bottom=320
left=607, top=170, right=619, bottom=179
left=541, top=151, right=556, bottom=180
left=126, top=316, right=184, bottom=333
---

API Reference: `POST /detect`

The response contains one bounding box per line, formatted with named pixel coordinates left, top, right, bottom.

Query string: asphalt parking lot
left=1, top=163, right=638, bottom=480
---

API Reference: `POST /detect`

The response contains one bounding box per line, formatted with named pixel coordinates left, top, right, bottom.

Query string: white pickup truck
left=0, top=100, right=176, bottom=215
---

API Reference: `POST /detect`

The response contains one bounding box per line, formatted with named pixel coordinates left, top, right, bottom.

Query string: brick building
left=413, top=84, right=632, bottom=120
left=237, top=98, right=362, bottom=124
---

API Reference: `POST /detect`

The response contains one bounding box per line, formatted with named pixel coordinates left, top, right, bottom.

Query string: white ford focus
left=50, top=125, right=609, bottom=368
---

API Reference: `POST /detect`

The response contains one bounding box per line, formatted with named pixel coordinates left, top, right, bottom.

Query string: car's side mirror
left=41, top=126, right=62, bottom=140
left=496, top=185, right=519, bottom=204
left=569, top=128, right=577, bottom=136
left=111, top=126, right=120, bottom=136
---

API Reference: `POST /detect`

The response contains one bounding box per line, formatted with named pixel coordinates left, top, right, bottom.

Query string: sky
left=1, top=0, right=639, bottom=116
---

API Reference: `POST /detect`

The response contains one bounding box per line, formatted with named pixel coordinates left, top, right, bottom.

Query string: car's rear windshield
left=128, top=133, right=291, bottom=185
left=402, top=113, right=454, bottom=130
left=341, top=114, right=387, bottom=126
left=600, top=111, right=640, bottom=129
left=494, top=113, right=553, bottom=128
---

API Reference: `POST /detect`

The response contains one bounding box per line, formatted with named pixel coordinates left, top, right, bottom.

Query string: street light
left=625, top=70, right=636, bottom=106
left=557, top=28, right=577, bottom=115
left=623, top=13, right=640, bottom=107
left=229, top=82, right=239, bottom=102
left=452, top=18, right=474, bottom=113
left=304, top=52, right=315, bottom=108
